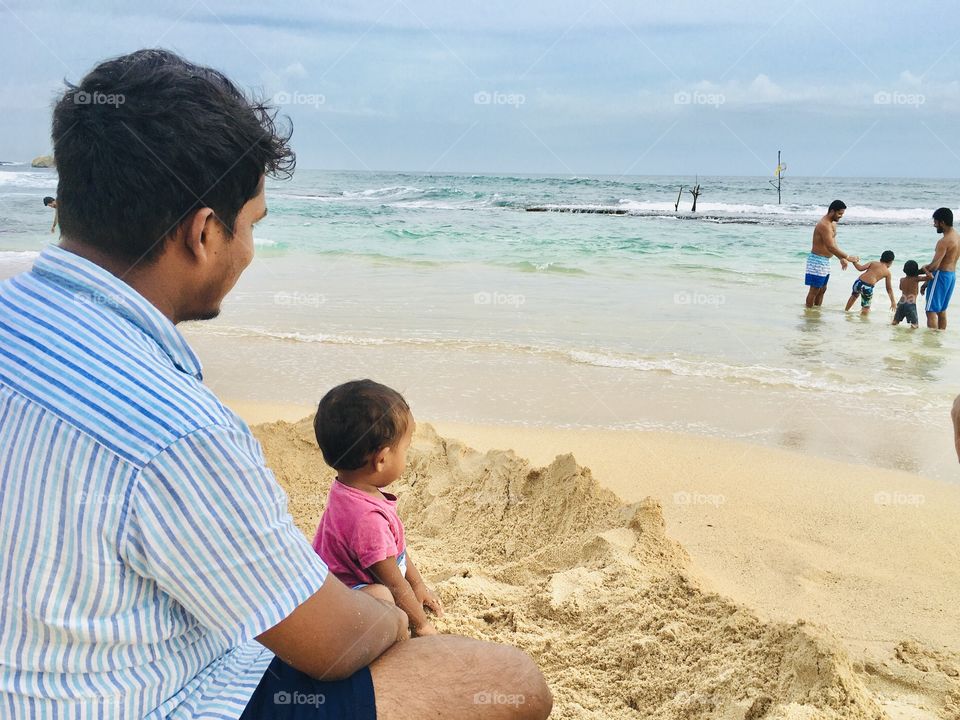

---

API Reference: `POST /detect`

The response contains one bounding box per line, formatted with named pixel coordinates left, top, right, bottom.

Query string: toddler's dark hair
left=314, top=379, right=411, bottom=471
left=903, top=260, right=920, bottom=277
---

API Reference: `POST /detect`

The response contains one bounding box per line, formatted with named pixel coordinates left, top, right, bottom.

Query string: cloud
left=899, top=70, right=923, bottom=86
left=281, top=61, right=308, bottom=79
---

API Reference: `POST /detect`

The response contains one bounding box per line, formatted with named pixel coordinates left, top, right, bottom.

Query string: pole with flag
left=770, top=150, right=786, bottom=204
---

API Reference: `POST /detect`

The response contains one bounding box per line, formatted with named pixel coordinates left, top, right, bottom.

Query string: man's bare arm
left=925, top=239, right=947, bottom=272
left=828, top=242, right=853, bottom=265
left=256, top=572, right=408, bottom=680
left=818, top=223, right=851, bottom=266
left=886, top=275, right=896, bottom=309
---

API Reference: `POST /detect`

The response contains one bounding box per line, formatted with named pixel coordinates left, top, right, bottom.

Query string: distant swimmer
left=921, top=207, right=958, bottom=330
left=804, top=200, right=858, bottom=308
left=43, top=196, right=58, bottom=234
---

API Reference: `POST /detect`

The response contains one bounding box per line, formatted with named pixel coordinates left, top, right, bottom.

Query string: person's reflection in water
left=791, top=309, right=827, bottom=363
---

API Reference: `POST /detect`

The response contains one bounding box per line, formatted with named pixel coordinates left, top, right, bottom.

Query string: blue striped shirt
left=0, top=245, right=329, bottom=718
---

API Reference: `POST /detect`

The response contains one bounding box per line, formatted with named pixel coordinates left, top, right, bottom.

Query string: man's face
left=935, top=220, right=945, bottom=234
left=832, top=209, right=845, bottom=222
left=187, top=181, right=266, bottom=321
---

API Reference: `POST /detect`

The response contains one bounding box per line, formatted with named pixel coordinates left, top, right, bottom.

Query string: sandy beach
left=6, top=7, right=960, bottom=718
left=239, top=403, right=960, bottom=719
left=6, top=164, right=960, bottom=717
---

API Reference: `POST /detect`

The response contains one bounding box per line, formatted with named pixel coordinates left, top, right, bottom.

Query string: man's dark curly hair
left=52, top=48, right=295, bottom=264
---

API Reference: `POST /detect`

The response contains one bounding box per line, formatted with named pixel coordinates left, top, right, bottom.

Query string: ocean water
left=3, top=164, right=959, bottom=478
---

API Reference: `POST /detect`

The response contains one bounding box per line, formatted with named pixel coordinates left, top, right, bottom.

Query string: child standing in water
left=892, top=260, right=932, bottom=329
left=312, top=379, right=444, bottom=636
left=845, top=250, right=896, bottom=315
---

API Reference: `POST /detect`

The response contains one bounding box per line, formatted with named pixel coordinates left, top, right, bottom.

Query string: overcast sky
left=2, top=1, right=958, bottom=177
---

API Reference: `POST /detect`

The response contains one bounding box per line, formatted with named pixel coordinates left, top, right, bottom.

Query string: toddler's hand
left=413, top=622, right=438, bottom=637
left=414, top=584, right=445, bottom=618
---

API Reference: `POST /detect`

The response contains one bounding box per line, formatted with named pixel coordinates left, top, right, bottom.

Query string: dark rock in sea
left=526, top=206, right=628, bottom=215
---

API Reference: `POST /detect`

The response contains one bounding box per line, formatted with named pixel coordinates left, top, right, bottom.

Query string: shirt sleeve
left=353, top=509, right=400, bottom=570
left=122, top=422, right=328, bottom=648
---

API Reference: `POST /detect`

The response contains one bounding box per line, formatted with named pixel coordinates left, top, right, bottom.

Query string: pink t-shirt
left=312, top=480, right=407, bottom=588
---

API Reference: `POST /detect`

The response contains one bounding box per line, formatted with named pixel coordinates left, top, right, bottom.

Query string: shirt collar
left=31, top=245, right=203, bottom=379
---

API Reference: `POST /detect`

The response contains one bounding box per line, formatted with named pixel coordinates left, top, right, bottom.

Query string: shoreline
left=232, top=401, right=960, bottom=655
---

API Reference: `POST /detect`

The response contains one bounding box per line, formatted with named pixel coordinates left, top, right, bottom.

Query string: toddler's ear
left=373, top=446, right=390, bottom=470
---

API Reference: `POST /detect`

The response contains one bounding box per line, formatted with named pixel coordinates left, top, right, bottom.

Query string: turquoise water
left=3, top=165, right=959, bottom=477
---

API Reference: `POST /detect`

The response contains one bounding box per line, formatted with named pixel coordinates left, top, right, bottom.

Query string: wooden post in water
left=688, top=182, right=702, bottom=212
left=777, top=150, right=782, bottom=204
left=674, top=186, right=684, bottom=212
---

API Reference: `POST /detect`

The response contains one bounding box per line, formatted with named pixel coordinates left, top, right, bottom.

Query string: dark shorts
left=240, top=656, right=377, bottom=720
left=894, top=301, right=919, bottom=326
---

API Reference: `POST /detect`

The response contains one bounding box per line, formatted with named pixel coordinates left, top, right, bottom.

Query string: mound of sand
left=253, top=418, right=959, bottom=719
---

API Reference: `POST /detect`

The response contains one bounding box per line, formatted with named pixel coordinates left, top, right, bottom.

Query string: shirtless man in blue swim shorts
left=805, top=200, right=858, bottom=308
left=921, top=207, right=959, bottom=330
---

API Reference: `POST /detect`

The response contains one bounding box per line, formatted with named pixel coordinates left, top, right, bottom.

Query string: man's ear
left=181, top=207, right=217, bottom=263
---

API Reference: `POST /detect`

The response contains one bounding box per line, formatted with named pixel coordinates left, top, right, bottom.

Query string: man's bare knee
left=510, top=647, right=553, bottom=719
left=370, top=636, right=552, bottom=719
left=482, top=644, right=552, bottom=719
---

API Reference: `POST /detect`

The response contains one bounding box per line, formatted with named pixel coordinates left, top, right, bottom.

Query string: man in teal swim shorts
left=922, top=207, right=959, bottom=330
left=805, top=200, right=858, bottom=308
